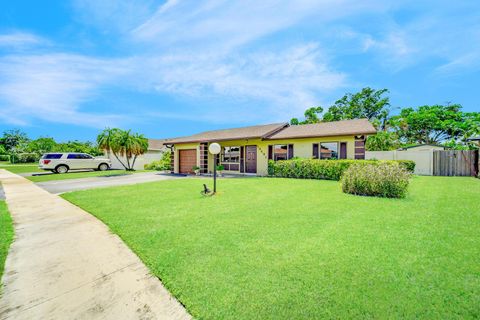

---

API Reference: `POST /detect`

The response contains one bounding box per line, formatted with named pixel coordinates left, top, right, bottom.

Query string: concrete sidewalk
left=0, top=169, right=191, bottom=320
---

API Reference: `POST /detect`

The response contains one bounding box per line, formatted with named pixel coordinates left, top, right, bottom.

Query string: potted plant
left=192, top=165, right=200, bottom=175
left=216, top=164, right=224, bottom=177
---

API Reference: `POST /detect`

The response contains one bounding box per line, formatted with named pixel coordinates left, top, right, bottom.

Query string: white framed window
left=221, top=146, right=240, bottom=163
left=273, top=144, right=289, bottom=161
left=320, top=142, right=339, bottom=159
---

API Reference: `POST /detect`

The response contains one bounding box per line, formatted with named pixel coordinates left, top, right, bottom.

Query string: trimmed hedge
left=341, top=162, right=411, bottom=198
left=0, top=154, right=9, bottom=162
left=268, top=159, right=415, bottom=181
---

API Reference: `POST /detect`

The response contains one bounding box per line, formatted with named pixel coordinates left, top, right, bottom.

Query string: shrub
left=268, top=159, right=415, bottom=181
left=10, top=153, right=39, bottom=163
left=396, top=160, right=415, bottom=173
left=0, top=154, right=9, bottom=162
left=341, top=162, right=411, bottom=198
left=144, top=151, right=171, bottom=171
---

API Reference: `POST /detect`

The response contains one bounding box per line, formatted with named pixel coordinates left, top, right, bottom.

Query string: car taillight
left=43, top=160, right=51, bottom=164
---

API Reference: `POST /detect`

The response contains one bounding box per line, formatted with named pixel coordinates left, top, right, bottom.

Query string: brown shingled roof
left=162, top=119, right=376, bottom=145
left=266, top=119, right=376, bottom=140
left=163, top=123, right=288, bottom=144
left=148, top=139, right=168, bottom=150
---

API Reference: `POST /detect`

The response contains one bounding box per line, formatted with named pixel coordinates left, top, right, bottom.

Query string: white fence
left=365, top=150, right=434, bottom=175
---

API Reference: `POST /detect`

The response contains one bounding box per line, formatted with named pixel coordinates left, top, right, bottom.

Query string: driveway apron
left=0, top=169, right=191, bottom=320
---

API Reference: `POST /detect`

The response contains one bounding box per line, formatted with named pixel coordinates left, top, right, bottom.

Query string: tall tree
left=27, top=137, right=57, bottom=155
left=2, top=129, right=29, bottom=151
left=323, top=87, right=390, bottom=130
left=290, top=106, right=323, bottom=125
left=390, top=104, right=479, bottom=144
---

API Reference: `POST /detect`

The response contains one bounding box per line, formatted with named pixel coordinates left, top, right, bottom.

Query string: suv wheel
left=56, top=165, right=69, bottom=174
left=98, top=163, right=109, bottom=171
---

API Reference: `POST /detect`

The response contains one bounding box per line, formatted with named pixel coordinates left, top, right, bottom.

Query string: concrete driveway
left=0, top=169, right=191, bottom=319
left=35, top=171, right=185, bottom=194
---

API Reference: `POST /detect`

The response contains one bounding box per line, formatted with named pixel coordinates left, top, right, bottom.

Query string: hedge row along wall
left=267, top=159, right=415, bottom=181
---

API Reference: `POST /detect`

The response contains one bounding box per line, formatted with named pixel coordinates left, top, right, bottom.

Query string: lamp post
left=208, top=143, right=221, bottom=193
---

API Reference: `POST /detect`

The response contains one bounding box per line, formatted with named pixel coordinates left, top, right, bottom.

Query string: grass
left=0, top=163, right=40, bottom=174
left=0, top=161, right=152, bottom=182
left=0, top=201, right=14, bottom=285
left=27, top=169, right=151, bottom=183
left=62, top=176, right=480, bottom=319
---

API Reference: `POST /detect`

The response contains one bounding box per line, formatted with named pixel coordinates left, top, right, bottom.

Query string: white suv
left=39, top=153, right=111, bottom=174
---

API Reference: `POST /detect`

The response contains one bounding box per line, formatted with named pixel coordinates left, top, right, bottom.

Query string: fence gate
left=433, top=150, right=478, bottom=176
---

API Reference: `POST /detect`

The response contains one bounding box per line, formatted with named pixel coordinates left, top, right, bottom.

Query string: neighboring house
left=107, top=139, right=167, bottom=170
left=467, top=136, right=480, bottom=146
left=398, top=144, right=445, bottom=151
left=163, top=119, right=376, bottom=175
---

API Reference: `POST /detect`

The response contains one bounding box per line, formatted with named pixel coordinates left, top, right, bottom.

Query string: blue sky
left=0, top=0, right=479, bottom=142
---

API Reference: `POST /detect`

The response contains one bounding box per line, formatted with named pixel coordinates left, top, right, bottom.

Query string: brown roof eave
left=265, top=130, right=377, bottom=141
left=163, top=135, right=272, bottom=145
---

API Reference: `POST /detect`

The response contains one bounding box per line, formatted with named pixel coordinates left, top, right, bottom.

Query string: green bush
left=10, top=153, right=39, bottom=163
left=0, top=154, right=9, bottom=161
left=268, top=159, right=415, bottom=181
left=144, top=151, right=171, bottom=171
left=341, top=162, right=411, bottom=198
left=396, top=160, right=415, bottom=173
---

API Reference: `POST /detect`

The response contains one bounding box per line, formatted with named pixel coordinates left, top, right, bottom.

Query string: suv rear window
left=43, top=154, right=62, bottom=159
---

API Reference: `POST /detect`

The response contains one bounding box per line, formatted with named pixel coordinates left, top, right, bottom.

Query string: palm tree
left=97, top=128, right=148, bottom=171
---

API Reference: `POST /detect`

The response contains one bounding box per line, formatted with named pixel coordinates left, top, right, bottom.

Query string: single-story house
left=107, top=139, right=167, bottom=170
left=163, top=118, right=376, bottom=175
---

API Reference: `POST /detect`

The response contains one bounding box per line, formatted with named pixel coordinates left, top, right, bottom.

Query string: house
left=107, top=139, right=167, bottom=170
left=467, top=136, right=480, bottom=146
left=398, top=144, right=445, bottom=151
left=163, top=119, right=376, bottom=175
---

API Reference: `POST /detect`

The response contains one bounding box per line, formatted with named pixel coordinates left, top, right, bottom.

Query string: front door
left=245, top=145, right=257, bottom=174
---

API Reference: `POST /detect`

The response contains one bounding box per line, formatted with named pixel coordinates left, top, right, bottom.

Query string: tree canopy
left=322, top=87, right=390, bottom=130
left=290, top=87, right=480, bottom=150
left=97, top=128, right=148, bottom=171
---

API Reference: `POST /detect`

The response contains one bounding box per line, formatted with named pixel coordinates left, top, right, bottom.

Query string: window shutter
left=288, top=144, right=294, bottom=159
left=240, top=146, right=245, bottom=172
left=312, top=143, right=319, bottom=159
left=268, top=145, right=273, bottom=160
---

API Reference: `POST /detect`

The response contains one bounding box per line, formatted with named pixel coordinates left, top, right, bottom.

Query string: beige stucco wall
left=107, top=150, right=164, bottom=170
left=173, top=135, right=356, bottom=175
left=365, top=150, right=434, bottom=175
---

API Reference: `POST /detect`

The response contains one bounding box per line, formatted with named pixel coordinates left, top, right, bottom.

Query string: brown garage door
left=179, top=149, right=197, bottom=174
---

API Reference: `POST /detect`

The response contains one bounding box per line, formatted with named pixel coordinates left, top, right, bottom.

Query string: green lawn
left=0, top=162, right=152, bottom=182
left=27, top=169, right=150, bottom=183
left=0, top=201, right=14, bottom=285
left=62, top=176, right=480, bottom=319
left=0, top=163, right=40, bottom=174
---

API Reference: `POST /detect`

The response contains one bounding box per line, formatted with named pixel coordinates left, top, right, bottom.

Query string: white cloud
left=0, top=53, right=131, bottom=127
left=0, top=32, right=48, bottom=48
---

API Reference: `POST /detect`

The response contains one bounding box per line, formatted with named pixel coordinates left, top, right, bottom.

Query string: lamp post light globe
left=208, top=143, right=221, bottom=155
left=208, top=142, right=221, bottom=194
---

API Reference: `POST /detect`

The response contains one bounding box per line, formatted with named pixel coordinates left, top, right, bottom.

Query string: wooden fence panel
left=433, top=150, right=478, bottom=176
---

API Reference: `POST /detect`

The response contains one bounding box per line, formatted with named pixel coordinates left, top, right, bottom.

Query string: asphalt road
left=35, top=172, right=185, bottom=194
